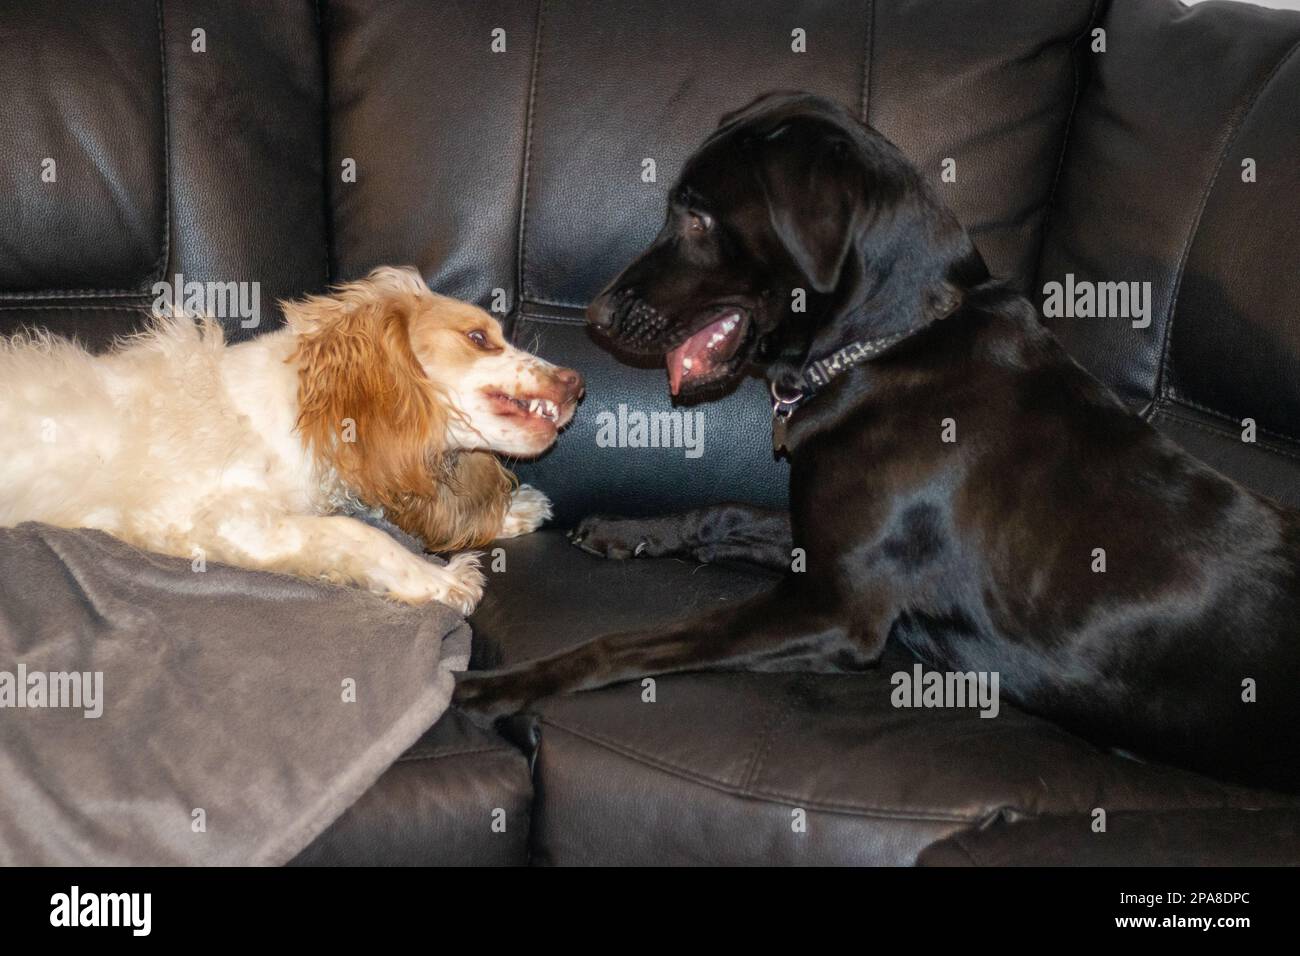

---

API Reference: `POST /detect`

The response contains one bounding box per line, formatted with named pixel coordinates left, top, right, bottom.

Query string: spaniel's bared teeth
left=505, top=394, right=560, bottom=421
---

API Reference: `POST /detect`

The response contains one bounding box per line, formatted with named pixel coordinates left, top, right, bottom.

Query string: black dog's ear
left=757, top=133, right=861, bottom=294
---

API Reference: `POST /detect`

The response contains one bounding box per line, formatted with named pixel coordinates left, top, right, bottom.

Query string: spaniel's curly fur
left=0, top=266, right=581, bottom=614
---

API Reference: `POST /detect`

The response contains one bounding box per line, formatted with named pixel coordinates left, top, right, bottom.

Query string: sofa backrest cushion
left=0, top=0, right=328, bottom=348
left=1039, top=0, right=1300, bottom=507
left=0, top=1, right=166, bottom=296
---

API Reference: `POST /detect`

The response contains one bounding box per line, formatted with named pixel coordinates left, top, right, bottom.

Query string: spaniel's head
left=403, top=284, right=584, bottom=457
left=285, top=267, right=582, bottom=530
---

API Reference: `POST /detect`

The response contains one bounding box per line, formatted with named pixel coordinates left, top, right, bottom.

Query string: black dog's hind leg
left=454, top=579, right=884, bottom=720
left=570, top=504, right=793, bottom=571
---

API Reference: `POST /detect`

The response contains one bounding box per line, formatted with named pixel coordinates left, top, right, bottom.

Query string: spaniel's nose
left=557, top=367, right=585, bottom=402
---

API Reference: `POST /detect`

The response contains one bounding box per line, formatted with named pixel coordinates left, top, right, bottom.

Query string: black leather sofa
left=4, top=0, right=1300, bottom=866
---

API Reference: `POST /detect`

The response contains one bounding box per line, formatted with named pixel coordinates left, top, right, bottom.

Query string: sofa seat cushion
left=291, top=710, right=530, bottom=866
left=526, top=668, right=1300, bottom=865
left=467, top=529, right=778, bottom=669
left=467, top=534, right=1300, bottom=865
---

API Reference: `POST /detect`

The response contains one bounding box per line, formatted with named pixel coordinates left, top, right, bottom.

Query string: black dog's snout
left=586, top=289, right=670, bottom=353
left=586, top=298, right=616, bottom=330
left=587, top=287, right=635, bottom=332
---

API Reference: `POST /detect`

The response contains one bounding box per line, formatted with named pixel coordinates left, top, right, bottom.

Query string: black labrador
left=455, top=92, right=1300, bottom=792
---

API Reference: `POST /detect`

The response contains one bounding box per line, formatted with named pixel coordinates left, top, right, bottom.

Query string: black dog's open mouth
left=665, top=309, right=751, bottom=396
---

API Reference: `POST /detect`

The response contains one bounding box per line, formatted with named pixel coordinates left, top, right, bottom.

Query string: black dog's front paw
left=568, top=515, right=679, bottom=560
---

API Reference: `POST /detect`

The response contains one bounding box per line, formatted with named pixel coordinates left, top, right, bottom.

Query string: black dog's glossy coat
left=456, top=93, right=1300, bottom=792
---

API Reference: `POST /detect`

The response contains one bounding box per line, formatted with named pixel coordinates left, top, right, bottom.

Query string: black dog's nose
left=586, top=297, right=616, bottom=330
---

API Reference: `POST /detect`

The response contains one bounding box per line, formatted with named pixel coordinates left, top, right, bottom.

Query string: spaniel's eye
left=685, top=211, right=712, bottom=235
left=466, top=329, right=491, bottom=349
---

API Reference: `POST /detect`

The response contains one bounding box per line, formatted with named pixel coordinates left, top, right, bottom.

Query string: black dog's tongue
left=666, top=311, right=744, bottom=395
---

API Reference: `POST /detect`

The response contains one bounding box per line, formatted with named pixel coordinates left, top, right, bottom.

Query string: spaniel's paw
left=568, top=515, right=680, bottom=560
left=389, top=552, right=485, bottom=615
left=498, top=484, right=553, bottom=538
left=438, top=552, right=486, bottom=615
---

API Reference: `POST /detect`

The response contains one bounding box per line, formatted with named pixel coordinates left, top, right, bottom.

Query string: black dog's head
left=587, top=91, right=986, bottom=399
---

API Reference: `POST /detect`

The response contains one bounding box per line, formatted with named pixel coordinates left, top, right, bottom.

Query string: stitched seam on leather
left=1163, top=394, right=1300, bottom=449
left=0, top=0, right=171, bottom=301
left=539, top=717, right=978, bottom=822
left=0, top=289, right=156, bottom=301
left=513, top=0, right=547, bottom=328
left=741, top=676, right=804, bottom=792
left=154, top=0, right=172, bottom=288
left=737, top=687, right=791, bottom=791
left=523, top=294, right=589, bottom=312
left=315, top=0, right=334, bottom=285
left=926, top=803, right=1300, bottom=862
left=858, top=0, right=874, bottom=122
left=515, top=311, right=584, bottom=327
left=1152, top=36, right=1300, bottom=404
left=1033, top=0, right=1103, bottom=294
left=0, top=304, right=150, bottom=312
left=967, top=210, right=1040, bottom=237
left=1158, top=408, right=1300, bottom=466
left=394, top=744, right=515, bottom=765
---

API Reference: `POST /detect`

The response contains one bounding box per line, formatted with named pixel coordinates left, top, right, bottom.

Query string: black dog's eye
left=684, top=211, right=713, bottom=235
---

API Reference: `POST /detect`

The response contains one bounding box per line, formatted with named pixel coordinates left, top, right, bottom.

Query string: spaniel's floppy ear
left=285, top=271, right=445, bottom=514
left=756, top=128, right=863, bottom=294
left=385, top=451, right=516, bottom=552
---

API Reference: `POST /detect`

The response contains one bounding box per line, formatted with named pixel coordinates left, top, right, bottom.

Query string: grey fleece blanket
left=0, top=522, right=469, bottom=866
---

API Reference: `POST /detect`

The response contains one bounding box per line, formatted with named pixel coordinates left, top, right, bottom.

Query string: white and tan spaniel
left=0, top=267, right=582, bottom=614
